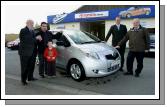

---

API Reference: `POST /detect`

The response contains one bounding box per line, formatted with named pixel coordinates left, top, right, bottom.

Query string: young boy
left=44, top=41, right=58, bottom=77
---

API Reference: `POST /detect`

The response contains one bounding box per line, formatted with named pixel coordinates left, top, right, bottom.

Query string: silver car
left=51, top=29, right=121, bottom=81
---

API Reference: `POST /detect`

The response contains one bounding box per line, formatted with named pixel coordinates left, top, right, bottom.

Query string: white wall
left=50, top=22, right=80, bottom=30
left=50, top=24, right=57, bottom=30
left=64, top=22, right=80, bottom=30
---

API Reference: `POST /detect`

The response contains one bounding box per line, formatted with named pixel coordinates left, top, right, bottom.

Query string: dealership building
left=47, top=5, right=155, bottom=41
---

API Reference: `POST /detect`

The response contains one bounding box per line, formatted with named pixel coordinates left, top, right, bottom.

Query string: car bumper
left=7, top=45, right=12, bottom=48
left=81, top=57, right=121, bottom=77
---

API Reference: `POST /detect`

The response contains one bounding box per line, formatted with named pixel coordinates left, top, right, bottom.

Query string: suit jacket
left=44, top=48, right=58, bottom=62
left=118, top=26, right=150, bottom=52
left=18, top=27, right=37, bottom=56
left=105, top=24, right=127, bottom=47
left=36, top=30, right=52, bottom=54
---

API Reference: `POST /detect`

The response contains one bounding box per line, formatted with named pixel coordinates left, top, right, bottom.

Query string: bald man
left=19, top=19, right=38, bottom=85
left=115, top=18, right=150, bottom=77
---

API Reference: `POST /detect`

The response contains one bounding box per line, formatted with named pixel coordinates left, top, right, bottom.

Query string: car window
left=127, top=7, right=135, bottom=11
left=59, top=35, right=71, bottom=46
left=149, top=33, right=155, bottom=40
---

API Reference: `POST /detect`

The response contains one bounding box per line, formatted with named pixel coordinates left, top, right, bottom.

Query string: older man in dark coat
left=19, top=19, right=38, bottom=85
left=116, top=18, right=150, bottom=77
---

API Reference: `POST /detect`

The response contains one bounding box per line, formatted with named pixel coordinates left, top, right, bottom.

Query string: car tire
left=68, top=61, right=85, bottom=82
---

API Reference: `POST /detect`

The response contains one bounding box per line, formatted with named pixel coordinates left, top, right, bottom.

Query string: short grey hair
left=26, top=19, right=34, bottom=24
left=133, top=18, right=140, bottom=23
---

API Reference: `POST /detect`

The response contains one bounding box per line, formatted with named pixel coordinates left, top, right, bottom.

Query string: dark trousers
left=126, top=51, right=145, bottom=74
left=117, top=46, right=126, bottom=69
left=46, top=61, right=56, bottom=76
left=20, top=53, right=36, bottom=83
left=38, top=54, right=47, bottom=76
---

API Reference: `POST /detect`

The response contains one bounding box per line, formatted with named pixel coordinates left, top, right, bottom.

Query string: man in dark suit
left=105, top=17, right=127, bottom=71
left=36, top=22, right=52, bottom=78
left=19, top=19, right=38, bottom=85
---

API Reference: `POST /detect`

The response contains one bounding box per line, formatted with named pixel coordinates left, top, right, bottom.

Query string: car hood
left=76, top=42, right=116, bottom=53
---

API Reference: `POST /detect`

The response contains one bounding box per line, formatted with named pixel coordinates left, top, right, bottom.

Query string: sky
left=5, top=5, right=82, bottom=34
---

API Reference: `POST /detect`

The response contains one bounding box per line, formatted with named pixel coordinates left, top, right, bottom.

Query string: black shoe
left=22, top=82, right=28, bottom=85
left=28, top=78, right=38, bottom=81
left=135, top=73, right=140, bottom=77
left=124, top=72, right=133, bottom=75
left=40, top=75, right=45, bottom=78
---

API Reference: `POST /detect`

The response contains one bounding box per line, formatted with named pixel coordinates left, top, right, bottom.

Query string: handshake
left=114, top=46, right=120, bottom=48
left=36, top=35, right=42, bottom=41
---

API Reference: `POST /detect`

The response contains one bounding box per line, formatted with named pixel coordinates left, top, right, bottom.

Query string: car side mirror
left=56, top=41, right=64, bottom=46
left=52, top=32, right=63, bottom=40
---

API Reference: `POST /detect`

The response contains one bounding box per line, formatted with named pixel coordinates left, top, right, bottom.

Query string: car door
left=56, top=33, right=71, bottom=68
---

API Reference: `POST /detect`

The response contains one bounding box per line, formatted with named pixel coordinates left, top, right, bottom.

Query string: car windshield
left=149, top=34, right=155, bottom=40
left=65, top=30, right=101, bottom=44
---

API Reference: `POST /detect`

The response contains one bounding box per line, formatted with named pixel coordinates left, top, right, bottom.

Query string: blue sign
left=47, top=5, right=155, bottom=24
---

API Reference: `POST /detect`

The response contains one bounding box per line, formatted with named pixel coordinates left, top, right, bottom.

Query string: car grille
left=105, top=53, right=119, bottom=60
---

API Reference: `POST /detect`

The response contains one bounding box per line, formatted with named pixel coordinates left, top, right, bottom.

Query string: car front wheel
left=69, top=61, right=85, bottom=81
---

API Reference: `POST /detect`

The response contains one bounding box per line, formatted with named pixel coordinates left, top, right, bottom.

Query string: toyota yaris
left=51, top=29, right=121, bottom=81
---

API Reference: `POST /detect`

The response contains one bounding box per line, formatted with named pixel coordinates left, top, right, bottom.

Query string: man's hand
left=36, top=35, right=42, bottom=41
left=115, top=46, right=120, bottom=48
left=145, top=50, right=149, bottom=53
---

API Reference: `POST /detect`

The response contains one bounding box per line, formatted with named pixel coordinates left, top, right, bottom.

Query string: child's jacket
left=44, top=48, right=58, bottom=62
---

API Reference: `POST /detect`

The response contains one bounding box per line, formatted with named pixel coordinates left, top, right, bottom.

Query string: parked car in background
left=148, top=33, right=155, bottom=53
left=5, top=41, right=9, bottom=47
left=144, top=28, right=155, bottom=57
left=7, top=38, right=20, bottom=50
left=51, top=29, right=121, bottom=81
left=119, top=6, right=151, bottom=18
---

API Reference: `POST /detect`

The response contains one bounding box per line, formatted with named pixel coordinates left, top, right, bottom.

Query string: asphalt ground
left=5, top=48, right=155, bottom=95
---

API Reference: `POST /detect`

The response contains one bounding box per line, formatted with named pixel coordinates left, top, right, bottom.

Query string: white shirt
left=116, top=24, right=120, bottom=30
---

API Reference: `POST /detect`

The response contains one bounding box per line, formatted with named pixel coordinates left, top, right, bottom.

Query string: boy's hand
left=52, top=57, right=55, bottom=60
left=47, top=56, right=51, bottom=59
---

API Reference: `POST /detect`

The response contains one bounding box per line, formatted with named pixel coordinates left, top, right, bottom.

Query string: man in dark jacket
left=19, top=19, right=38, bottom=85
left=36, top=22, right=52, bottom=78
left=115, top=18, right=150, bottom=77
left=105, top=17, right=127, bottom=71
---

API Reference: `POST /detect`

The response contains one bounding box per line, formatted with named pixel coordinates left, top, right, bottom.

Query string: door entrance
left=80, top=21, right=105, bottom=40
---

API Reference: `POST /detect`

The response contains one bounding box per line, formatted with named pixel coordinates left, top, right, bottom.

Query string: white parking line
left=5, top=74, right=103, bottom=95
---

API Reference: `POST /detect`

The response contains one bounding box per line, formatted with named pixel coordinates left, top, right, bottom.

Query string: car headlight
left=86, top=52, right=100, bottom=59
